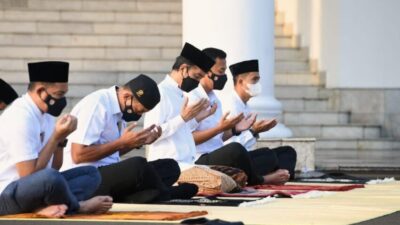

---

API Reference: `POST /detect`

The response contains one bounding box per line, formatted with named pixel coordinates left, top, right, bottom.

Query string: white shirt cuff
left=187, top=118, right=199, bottom=132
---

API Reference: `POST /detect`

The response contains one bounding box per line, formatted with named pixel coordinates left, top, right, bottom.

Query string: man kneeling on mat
left=0, top=61, right=112, bottom=218
left=61, top=74, right=197, bottom=203
left=189, top=48, right=296, bottom=185
left=223, top=59, right=297, bottom=183
left=145, top=43, right=284, bottom=187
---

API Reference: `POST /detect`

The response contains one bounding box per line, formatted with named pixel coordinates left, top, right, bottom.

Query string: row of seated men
left=0, top=42, right=296, bottom=218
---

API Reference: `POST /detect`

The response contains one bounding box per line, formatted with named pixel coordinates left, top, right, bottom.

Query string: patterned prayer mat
left=198, top=184, right=364, bottom=198
left=251, top=184, right=365, bottom=191
left=0, top=210, right=207, bottom=221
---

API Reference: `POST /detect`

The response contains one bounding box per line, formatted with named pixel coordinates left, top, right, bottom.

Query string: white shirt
left=61, top=86, right=125, bottom=171
left=223, top=91, right=257, bottom=150
left=144, top=75, right=198, bottom=170
left=0, top=94, right=54, bottom=194
left=188, top=85, right=224, bottom=159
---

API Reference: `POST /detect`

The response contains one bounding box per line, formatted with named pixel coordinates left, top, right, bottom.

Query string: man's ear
left=35, top=84, right=46, bottom=98
left=238, top=73, right=249, bottom=85
left=236, top=75, right=244, bottom=85
left=179, top=63, right=188, bottom=72
left=0, top=102, right=7, bottom=110
left=205, top=71, right=212, bottom=79
left=179, top=64, right=191, bottom=77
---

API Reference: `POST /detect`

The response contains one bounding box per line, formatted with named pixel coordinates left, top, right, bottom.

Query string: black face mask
left=180, top=75, right=199, bottom=92
left=210, top=73, right=227, bottom=90
left=43, top=91, right=67, bottom=117
left=122, top=99, right=142, bottom=122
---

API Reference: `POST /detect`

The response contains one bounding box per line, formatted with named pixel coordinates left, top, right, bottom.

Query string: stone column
left=182, top=0, right=292, bottom=137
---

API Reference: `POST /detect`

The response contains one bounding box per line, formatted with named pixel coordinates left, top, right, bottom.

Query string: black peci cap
left=229, top=60, right=259, bottom=77
left=126, top=74, right=160, bottom=110
left=180, top=42, right=215, bottom=73
left=28, top=61, right=69, bottom=83
left=0, top=79, right=18, bottom=105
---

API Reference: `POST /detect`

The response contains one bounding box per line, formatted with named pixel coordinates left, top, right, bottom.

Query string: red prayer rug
left=252, top=184, right=365, bottom=192
left=199, top=184, right=364, bottom=198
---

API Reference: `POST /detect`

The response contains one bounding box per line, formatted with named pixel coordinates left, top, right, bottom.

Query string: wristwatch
left=58, top=139, right=68, bottom=148
left=249, top=129, right=260, bottom=139
left=231, top=127, right=242, bottom=136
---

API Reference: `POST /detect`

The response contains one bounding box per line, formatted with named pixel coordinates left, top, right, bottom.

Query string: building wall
left=276, top=0, right=400, bottom=88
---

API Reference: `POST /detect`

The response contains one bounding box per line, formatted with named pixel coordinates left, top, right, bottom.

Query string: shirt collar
left=233, top=90, right=247, bottom=109
left=23, top=93, right=44, bottom=119
left=108, top=86, right=122, bottom=115
left=164, top=74, right=184, bottom=96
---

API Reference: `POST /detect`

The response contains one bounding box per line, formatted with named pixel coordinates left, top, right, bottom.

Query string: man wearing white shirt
left=62, top=74, right=195, bottom=203
left=0, top=79, right=18, bottom=110
left=189, top=48, right=291, bottom=184
left=144, top=43, right=215, bottom=170
left=0, top=61, right=112, bottom=217
left=144, top=43, right=267, bottom=186
left=223, top=60, right=297, bottom=181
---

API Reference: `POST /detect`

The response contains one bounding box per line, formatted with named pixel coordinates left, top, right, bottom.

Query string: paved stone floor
left=3, top=182, right=398, bottom=225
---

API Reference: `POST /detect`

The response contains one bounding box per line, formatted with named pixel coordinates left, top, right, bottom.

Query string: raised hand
left=144, top=125, right=162, bottom=145
left=119, top=123, right=155, bottom=149
left=54, top=114, right=77, bottom=141
left=180, top=97, right=209, bottom=122
left=235, top=113, right=257, bottom=132
left=195, top=101, right=217, bottom=122
left=218, top=112, right=244, bottom=131
left=252, top=118, right=277, bottom=134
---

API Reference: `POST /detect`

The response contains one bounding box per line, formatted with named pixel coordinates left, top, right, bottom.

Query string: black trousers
left=94, top=157, right=180, bottom=203
left=148, top=159, right=180, bottom=187
left=249, top=146, right=297, bottom=180
left=195, top=142, right=264, bottom=185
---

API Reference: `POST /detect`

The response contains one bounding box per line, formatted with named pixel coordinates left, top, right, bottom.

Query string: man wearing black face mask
left=144, top=42, right=216, bottom=171
left=61, top=74, right=197, bottom=203
left=0, top=61, right=113, bottom=217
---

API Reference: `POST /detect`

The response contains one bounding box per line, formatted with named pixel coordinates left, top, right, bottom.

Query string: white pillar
left=182, top=0, right=292, bottom=137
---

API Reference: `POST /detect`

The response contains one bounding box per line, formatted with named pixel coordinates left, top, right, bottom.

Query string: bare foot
left=79, top=196, right=113, bottom=214
left=35, top=204, right=68, bottom=218
left=263, top=169, right=290, bottom=185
